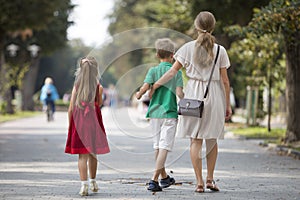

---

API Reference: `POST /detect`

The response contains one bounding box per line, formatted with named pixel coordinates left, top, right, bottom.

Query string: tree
left=22, top=0, right=73, bottom=110
left=0, top=0, right=59, bottom=113
left=106, top=0, right=193, bottom=91
left=0, top=0, right=73, bottom=112
left=246, top=0, right=300, bottom=142
left=107, top=0, right=271, bottom=101
left=227, top=33, right=285, bottom=129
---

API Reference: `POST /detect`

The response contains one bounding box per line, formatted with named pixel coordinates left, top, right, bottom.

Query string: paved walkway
left=0, top=107, right=299, bottom=200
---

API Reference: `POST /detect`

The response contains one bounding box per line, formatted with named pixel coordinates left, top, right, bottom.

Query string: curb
left=259, top=142, right=300, bottom=160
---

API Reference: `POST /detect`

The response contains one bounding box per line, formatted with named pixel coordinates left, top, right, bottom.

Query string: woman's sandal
left=194, top=185, right=205, bottom=193
left=206, top=180, right=219, bottom=191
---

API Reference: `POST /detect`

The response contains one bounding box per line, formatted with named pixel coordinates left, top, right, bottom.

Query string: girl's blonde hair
left=193, top=11, right=216, bottom=68
left=74, top=56, right=100, bottom=109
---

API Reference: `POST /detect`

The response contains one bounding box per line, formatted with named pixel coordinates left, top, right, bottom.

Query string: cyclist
left=40, top=77, right=59, bottom=120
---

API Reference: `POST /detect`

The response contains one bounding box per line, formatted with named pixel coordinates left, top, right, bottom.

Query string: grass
left=0, top=111, right=42, bottom=123
left=231, top=126, right=286, bottom=139
left=229, top=124, right=300, bottom=155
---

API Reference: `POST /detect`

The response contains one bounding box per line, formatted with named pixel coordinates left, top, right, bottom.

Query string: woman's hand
left=225, top=106, right=232, bottom=122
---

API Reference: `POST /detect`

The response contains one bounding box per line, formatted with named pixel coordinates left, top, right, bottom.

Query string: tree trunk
left=285, top=32, right=300, bottom=142
left=21, top=57, right=40, bottom=111
left=0, top=38, right=14, bottom=114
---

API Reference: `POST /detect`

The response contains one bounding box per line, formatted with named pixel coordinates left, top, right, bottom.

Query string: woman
left=149, top=11, right=232, bottom=193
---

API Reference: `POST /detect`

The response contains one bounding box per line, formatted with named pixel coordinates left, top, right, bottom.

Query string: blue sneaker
left=160, top=175, right=175, bottom=188
left=147, top=180, right=162, bottom=192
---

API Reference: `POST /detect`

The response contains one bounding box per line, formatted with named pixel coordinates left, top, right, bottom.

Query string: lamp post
left=6, top=43, right=19, bottom=57
left=6, top=43, right=40, bottom=58
left=27, top=44, right=40, bottom=58
left=5, top=43, right=41, bottom=111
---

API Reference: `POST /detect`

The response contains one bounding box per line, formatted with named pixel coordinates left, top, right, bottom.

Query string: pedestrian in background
left=149, top=11, right=232, bottom=193
left=136, top=38, right=184, bottom=192
left=65, top=57, right=110, bottom=196
left=40, top=77, right=59, bottom=119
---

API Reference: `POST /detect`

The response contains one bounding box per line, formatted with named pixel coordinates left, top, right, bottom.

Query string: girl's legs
left=88, top=154, right=98, bottom=179
left=190, top=138, right=204, bottom=186
left=78, top=154, right=89, bottom=196
left=78, top=154, right=89, bottom=181
left=88, top=154, right=99, bottom=192
left=205, top=139, right=218, bottom=181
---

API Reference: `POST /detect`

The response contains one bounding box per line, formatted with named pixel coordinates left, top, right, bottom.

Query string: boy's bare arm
left=176, top=87, right=184, bottom=99
left=136, top=83, right=150, bottom=100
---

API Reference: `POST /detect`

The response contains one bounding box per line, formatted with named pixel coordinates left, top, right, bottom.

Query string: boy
left=136, top=38, right=184, bottom=192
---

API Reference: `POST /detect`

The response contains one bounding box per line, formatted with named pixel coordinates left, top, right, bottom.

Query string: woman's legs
left=78, top=154, right=89, bottom=181
left=190, top=138, right=204, bottom=186
left=205, top=139, right=218, bottom=181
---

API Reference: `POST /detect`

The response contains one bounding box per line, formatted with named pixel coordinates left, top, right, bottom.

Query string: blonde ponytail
left=193, top=11, right=216, bottom=68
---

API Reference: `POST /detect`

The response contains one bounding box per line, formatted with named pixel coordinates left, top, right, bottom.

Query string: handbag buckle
left=185, top=102, right=190, bottom=109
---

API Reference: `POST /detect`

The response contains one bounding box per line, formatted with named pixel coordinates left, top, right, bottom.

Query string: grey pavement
left=0, top=107, right=299, bottom=200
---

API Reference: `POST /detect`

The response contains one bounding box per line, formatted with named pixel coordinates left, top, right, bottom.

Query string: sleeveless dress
left=174, top=42, right=230, bottom=139
left=65, top=84, right=110, bottom=154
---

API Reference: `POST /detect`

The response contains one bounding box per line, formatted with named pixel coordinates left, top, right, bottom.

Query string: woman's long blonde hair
left=193, top=11, right=216, bottom=68
left=74, top=56, right=100, bottom=109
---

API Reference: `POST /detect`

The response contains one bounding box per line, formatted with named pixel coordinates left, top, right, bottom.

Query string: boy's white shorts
left=150, top=118, right=177, bottom=151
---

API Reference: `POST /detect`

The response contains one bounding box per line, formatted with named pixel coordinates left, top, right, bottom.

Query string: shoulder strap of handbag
left=203, top=45, right=220, bottom=99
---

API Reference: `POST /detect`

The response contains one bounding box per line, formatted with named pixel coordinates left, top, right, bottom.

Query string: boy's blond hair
left=155, top=38, right=175, bottom=59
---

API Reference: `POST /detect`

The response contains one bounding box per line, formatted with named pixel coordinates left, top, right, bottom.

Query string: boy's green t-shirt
left=144, top=62, right=183, bottom=118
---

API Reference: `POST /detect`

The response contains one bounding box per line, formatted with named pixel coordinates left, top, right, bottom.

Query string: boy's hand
left=148, top=88, right=155, bottom=99
left=136, top=91, right=142, bottom=100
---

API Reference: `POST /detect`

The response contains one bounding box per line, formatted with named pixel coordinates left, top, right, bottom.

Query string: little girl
left=65, top=56, right=110, bottom=196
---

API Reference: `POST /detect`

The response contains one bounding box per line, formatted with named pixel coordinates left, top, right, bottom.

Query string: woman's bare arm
left=149, top=60, right=183, bottom=98
left=220, top=68, right=232, bottom=121
left=136, top=83, right=150, bottom=100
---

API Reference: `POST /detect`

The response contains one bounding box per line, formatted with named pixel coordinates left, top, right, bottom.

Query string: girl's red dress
left=65, top=85, right=110, bottom=154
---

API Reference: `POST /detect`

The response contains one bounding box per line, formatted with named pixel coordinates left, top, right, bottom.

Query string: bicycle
left=46, top=101, right=53, bottom=122
left=45, top=98, right=54, bottom=122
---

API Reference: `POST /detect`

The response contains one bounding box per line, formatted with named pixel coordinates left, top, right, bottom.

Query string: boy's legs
left=152, top=149, right=168, bottom=181
left=154, top=149, right=168, bottom=179
left=151, top=119, right=176, bottom=181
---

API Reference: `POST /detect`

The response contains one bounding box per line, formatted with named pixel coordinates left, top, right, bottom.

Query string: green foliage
left=228, top=33, right=285, bottom=90
left=0, top=101, right=7, bottom=115
left=232, top=126, right=285, bottom=139
left=0, top=0, right=59, bottom=33
left=190, top=0, right=270, bottom=34
left=248, top=0, right=300, bottom=43
left=108, top=0, right=192, bottom=34
left=0, top=0, right=73, bottom=114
